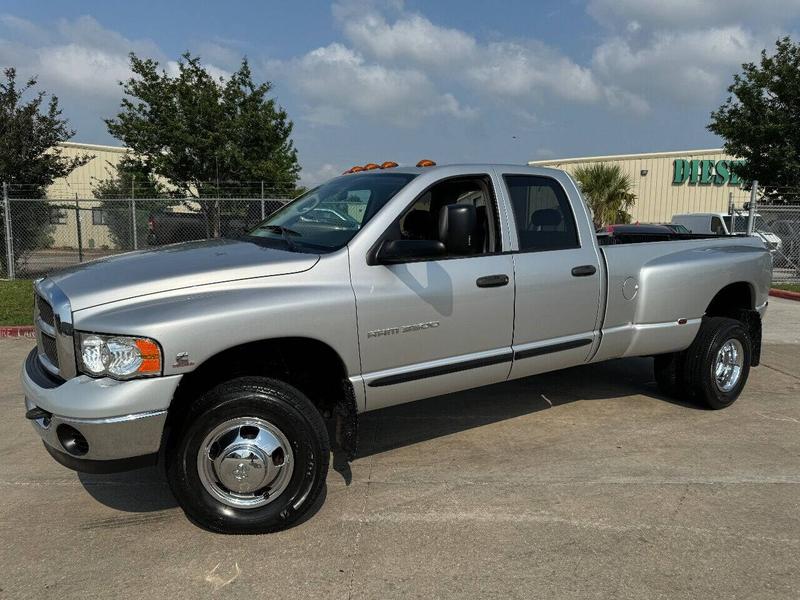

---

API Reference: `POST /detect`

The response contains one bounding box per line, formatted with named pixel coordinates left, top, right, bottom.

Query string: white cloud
left=465, top=41, right=602, bottom=104
left=301, top=162, right=342, bottom=187
left=592, top=26, right=763, bottom=104
left=324, top=2, right=650, bottom=118
left=36, top=43, right=132, bottom=97
left=588, top=0, right=800, bottom=30
left=337, top=8, right=477, bottom=68
left=0, top=15, right=232, bottom=100
left=276, top=42, right=476, bottom=126
left=0, top=14, right=49, bottom=44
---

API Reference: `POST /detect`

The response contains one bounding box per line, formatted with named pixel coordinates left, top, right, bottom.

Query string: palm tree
left=573, top=163, right=637, bottom=229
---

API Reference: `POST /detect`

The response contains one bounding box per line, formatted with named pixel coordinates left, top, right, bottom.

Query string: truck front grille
left=33, top=282, right=75, bottom=379
left=40, top=333, right=60, bottom=369
left=37, top=295, right=55, bottom=327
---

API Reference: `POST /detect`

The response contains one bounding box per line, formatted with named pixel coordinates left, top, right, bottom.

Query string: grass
left=0, top=279, right=33, bottom=325
left=773, top=283, right=800, bottom=293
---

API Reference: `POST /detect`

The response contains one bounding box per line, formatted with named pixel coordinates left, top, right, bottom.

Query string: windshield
left=247, top=173, right=417, bottom=252
left=723, top=215, right=768, bottom=233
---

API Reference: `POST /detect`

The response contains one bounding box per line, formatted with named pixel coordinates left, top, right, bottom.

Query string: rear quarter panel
left=593, top=237, right=771, bottom=361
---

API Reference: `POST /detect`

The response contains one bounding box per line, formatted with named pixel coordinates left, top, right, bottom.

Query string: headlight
left=77, top=333, right=162, bottom=379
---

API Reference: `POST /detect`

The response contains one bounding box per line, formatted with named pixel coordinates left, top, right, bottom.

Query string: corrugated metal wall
left=46, top=142, right=127, bottom=248
left=530, top=149, right=750, bottom=223
left=48, top=142, right=127, bottom=197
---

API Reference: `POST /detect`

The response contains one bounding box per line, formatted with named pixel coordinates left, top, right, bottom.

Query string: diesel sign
left=673, top=159, right=746, bottom=186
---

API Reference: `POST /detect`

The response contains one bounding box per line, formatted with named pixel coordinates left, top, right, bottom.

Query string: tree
left=106, top=53, right=301, bottom=236
left=573, top=163, right=636, bottom=228
left=709, top=37, right=800, bottom=192
left=0, top=68, right=90, bottom=276
left=93, top=156, right=175, bottom=250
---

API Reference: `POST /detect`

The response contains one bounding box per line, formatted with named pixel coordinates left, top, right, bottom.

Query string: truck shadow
left=332, top=356, right=702, bottom=484
left=79, top=356, right=700, bottom=510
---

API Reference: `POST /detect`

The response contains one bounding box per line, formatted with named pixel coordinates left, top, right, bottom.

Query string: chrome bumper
left=25, top=397, right=168, bottom=461
left=22, top=349, right=181, bottom=464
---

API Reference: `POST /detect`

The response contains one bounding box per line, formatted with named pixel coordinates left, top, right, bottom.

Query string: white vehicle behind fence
left=672, top=212, right=782, bottom=258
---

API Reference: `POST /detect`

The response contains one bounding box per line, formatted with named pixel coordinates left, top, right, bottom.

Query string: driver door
left=349, top=174, right=515, bottom=410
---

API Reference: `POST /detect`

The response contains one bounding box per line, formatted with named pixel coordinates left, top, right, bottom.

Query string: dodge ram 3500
left=22, top=164, right=771, bottom=533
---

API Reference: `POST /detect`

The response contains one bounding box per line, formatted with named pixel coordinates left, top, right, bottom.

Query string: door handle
left=571, top=265, right=596, bottom=277
left=476, top=274, right=509, bottom=288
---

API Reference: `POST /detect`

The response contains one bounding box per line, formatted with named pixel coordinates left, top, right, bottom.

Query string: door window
left=504, top=175, right=579, bottom=251
left=391, top=175, right=500, bottom=256
left=711, top=216, right=726, bottom=234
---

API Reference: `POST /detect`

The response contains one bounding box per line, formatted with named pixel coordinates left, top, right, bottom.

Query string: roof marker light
left=381, top=161, right=398, bottom=169
left=363, top=163, right=380, bottom=170
left=416, top=159, right=436, bottom=167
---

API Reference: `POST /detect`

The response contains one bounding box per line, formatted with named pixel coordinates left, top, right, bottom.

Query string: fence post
left=260, top=180, right=265, bottom=220
left=747, top=181, right=758, bottom=236
left=131, top=178, right=138, bottom=250
left=74, top=194, right=84, bottom=263
left=2, top=182, right=14, bottom=280
left=727, top=192, right=735, bottom=235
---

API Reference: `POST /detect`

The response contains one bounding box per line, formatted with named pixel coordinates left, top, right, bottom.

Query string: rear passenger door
left=500, top=173, right=603, bottom=379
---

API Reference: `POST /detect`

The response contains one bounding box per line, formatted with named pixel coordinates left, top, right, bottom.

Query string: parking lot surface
left=1, top=298, right=798, bottom=599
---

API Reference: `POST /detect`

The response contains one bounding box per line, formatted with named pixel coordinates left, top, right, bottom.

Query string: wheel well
left=705, top=282, right=762, bottom=367
left=705, top=282, right=753, bottom=318
left=166, top=337, right=358, bottom=456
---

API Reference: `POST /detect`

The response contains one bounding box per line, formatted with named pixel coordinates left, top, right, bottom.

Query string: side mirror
left=375, top=239, right=446, bottom=264
left=439, top=204, right=476, bottom=255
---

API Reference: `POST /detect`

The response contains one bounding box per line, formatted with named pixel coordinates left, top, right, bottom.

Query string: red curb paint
left=769, top=288, right=800, bottom=302
left=0, top=326, right=36, bottom=338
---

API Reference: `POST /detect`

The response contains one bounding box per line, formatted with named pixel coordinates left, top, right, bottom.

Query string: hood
left=47, top=238, right=319, bottom=310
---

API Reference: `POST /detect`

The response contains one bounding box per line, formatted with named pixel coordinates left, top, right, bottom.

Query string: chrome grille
left=37, top=295, right=55, bottom=327
left=40, top=333, right=59, bottom=368
left=33, top=281, right=76, bottom=379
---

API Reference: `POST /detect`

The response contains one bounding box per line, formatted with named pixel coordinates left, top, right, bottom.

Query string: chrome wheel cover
left=713, top=339, right=744, bottom=393
left=197, top=417, right=294, bottom=509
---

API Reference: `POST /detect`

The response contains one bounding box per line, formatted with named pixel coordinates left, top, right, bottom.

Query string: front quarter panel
left=72, top=250, right=361, bottom=379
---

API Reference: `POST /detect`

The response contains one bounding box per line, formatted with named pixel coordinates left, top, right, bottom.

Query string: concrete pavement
left=1, top=298, right=798, bottom=599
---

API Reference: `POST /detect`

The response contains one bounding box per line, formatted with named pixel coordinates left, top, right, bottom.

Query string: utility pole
left=2, top=182, right=14, bottom=279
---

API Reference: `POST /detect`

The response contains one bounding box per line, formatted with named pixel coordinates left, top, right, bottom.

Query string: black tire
left=684, top=317, right=752, bottom=410
left=653, top=351, right=689, bottom=398
left=167, top=376, right=329, bottom=534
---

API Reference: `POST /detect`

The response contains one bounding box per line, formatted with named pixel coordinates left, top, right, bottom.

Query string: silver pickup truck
left=22, top=163, right=771, bottom=533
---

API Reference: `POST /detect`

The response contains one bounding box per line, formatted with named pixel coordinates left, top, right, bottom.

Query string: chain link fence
left=2, top=181, right=291, bottom=279
left=757, top=185, right=800, bottom=284
left=3, top=179, right=800, bottom=284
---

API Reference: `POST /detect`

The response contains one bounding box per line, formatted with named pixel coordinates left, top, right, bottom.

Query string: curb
left=0, top=326, right=35, bottom=339
left=770, top=288, right=800, bottom=302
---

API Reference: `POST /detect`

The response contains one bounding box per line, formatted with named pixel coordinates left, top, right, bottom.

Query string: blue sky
left=2, top=0, right=799, bottom=185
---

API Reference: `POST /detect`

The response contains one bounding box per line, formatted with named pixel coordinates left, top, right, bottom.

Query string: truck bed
left=592, top=234, right=771, bottom=363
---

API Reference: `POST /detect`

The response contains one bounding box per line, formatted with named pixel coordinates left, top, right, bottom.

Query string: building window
left=49, top=207, right=67, bottom=225
left=92, top=208, right=108, bottom=226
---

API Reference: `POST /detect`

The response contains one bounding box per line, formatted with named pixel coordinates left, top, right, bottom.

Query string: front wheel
left=167, top=377, right=329, bottom=533
left=684, top=317, right=752, bottom=410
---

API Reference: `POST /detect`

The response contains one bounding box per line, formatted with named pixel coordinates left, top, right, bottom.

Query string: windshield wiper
left=263, top=225, right=302, bottom=251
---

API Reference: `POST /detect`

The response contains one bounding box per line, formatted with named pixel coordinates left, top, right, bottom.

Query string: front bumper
left=22, top=348, right=182, bottom=471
